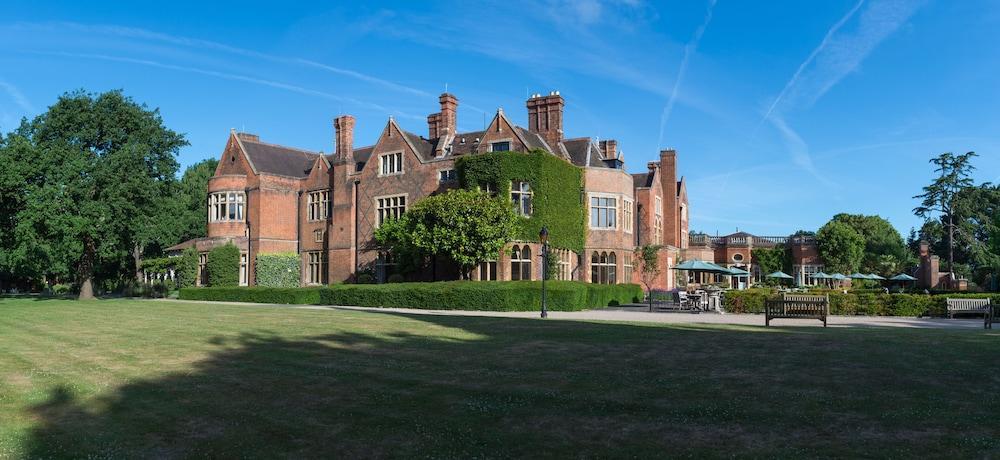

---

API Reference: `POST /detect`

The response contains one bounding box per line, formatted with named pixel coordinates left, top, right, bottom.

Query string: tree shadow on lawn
left=24, top=311, right=1000, bottom=458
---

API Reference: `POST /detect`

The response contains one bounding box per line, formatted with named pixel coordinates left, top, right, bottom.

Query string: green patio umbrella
left=671, top=260, right=732, bottom=273
left=849, top=273, right=870, bottom=280
left=868, top=273, right=886, bottom=280
left=727, top=267, right=751, bottom=276
left=766, top=271, right=794, bottom=279
left=811, top=272, right=831, bottom=279
left=831, top=273, right=849, bottom=281
left=889, top=274, right=918, bottom=281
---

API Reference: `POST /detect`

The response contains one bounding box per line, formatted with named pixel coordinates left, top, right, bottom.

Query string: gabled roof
left=562, top=137, right=608, bottom=168
left=450, top=131, right=485, bottom=156
left=238, top=138, right=320, bottom=178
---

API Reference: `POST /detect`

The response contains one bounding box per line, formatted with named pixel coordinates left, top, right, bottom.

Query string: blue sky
left=2, top=0, right=998, bottom=237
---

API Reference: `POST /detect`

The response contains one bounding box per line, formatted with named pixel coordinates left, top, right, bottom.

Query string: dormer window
left=491, top=141, right=510, bottom=152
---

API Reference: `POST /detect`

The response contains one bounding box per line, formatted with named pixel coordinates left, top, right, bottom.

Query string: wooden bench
left=946, top=298, right=992, bottom=329
left=765, top=293, right=829, bottom=327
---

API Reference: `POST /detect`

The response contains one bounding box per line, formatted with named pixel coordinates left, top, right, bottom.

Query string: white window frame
left=511, top=181, right=533, bottom=217
left=379, top=151, right=404, bottom=176
left=591, top=251, right=617, bottom=284
left=375, top=194, right=407, bottom=227
left=623, top=199, right=634, bottom=234
left=490, top=140, right=512, bottom=152
left=439, top=169, right=457, bottom=183
left=307, top=190, right=330, bottom=221
left=589, top=193, right=618, bottom=230
left=208, top=191, right=245, bottom=222
left=306, top=251, right=328, bottom=285
left=313, top=229, right=325, bottom=243
left=510, top=245, right=532, bottom=281
left=239, top=253, right=249, bottom=286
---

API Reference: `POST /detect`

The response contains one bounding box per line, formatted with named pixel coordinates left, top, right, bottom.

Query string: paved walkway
left=155, top=299, right=987, bottom=329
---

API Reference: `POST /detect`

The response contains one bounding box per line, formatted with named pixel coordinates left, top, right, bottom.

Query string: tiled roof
left=632, top=172, right=654, bottom=188
left=240, top=139, right=319, bottom=178
left=450, top=131, right=485, bottom=156
left=399, top=129, right=435, bottom=161
left=562, top=137, right=610, bottom=168
left=514, top=126, right=551, bottom=152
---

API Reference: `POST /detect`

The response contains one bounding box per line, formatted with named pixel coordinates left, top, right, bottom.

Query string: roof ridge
left=242, top=138, right=321, bottom=156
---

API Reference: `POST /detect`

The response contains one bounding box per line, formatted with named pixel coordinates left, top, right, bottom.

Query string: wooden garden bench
left=765, top=293, right=829, bottom=327
left=946, top=298, right=992, bottom=329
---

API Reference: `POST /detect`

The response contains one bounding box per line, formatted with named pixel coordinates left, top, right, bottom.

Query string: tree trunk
left=133, top=243, right=143, bottom=285
left=948, top=212, right=955, bottom=285
left=78, top=237, right=96, bottom=300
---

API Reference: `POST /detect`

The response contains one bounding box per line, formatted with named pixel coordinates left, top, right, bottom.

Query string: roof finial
left=445, top=82, right=449, bottom=93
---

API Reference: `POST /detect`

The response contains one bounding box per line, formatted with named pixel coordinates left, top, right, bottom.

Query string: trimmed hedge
left=179, top=281, right=643, bottom=311
left=723, top=288, right=1000, bottom=317
left=255, top=253, right=300, bottom=287
left=206, top=243, right=240, bottom=287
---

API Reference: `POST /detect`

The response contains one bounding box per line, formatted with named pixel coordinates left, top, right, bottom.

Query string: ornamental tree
left=816, top=220, right=864, bottom=274
left=0, top=90, right=186, bottom=298
left=375, top=188, right=518, bottom=279
left=634, top=244, right=662, bottom=310
left=914, top=151, right=977, bottom=282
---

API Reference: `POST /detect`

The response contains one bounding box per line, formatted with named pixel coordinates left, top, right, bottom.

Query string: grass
left=1, top=297, right=998, bottom=458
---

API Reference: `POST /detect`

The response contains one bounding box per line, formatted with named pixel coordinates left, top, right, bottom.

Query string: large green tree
left=170, top=158, right=219, bottom=245
left=914, top=151, right=977, bottom=282
left=828, top=213, right=909, bottom=275
left=0, top=90, right=186, bottom=298
left=816, top=220, right=865, bottom=274
left=375, top=188, right=518, bottom=279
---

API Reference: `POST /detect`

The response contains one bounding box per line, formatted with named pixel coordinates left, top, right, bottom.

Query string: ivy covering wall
left=456, top=149, right=585, bottom=251
left=255, top=253, right=301, bottom=288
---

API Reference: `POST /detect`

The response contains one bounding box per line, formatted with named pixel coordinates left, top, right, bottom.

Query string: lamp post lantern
left=539, top=226, right=549, bottom=318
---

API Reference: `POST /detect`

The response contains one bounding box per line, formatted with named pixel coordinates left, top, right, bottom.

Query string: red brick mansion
left=169, top=92, right=691, bottom=288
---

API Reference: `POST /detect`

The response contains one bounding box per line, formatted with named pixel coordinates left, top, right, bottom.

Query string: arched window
left=591, top=252, right=600, bottom=283
left=592, top=251, right=617, bottom=284
left=511, top=245, right=532, bottom=281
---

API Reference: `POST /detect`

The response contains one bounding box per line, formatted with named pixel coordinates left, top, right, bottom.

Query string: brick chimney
left=334, top=115, right=355, bottom=163
left=427, top=112, right=442, bottom=139
left=599, top=139, right=617, bottom=159
left=526, top=91, right=564, bottom=149
left=439, top=93, right=457, bottom=136
left=659, top=149, right=678, bottom=247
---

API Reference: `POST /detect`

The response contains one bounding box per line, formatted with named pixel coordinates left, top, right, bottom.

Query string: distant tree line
left=0, top=90, right=217, bottom=298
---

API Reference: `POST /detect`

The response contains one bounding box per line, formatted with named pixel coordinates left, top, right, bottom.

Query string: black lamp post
left=539, top=226, right=549, bottom=318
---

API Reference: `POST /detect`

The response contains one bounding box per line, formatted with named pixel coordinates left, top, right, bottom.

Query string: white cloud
left=755, top=0, right=925, bottom=183
left=41, top=51, right=424, bottom=121
left=7, top=22, right=433, bottom=99
left=0, top=80, right=35, bottom=113
left=657, top=0, right=717, bottom=148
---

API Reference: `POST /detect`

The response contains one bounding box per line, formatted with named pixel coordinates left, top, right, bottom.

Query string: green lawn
left=1, top=298, right=998, bottom=458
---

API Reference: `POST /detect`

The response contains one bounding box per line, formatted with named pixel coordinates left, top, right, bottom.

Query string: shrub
left=256, top=253, right=300, bottom=287
left=179, top=281, right=642, bottom=311
left=176, top=247, right=199, bottom=289
left=722, top=288, right=1000, bottom=317
left=180, top=287, right=323, bottom=304
left=50, top=283, right=72, bottom=295
left=206, top=243, right=240, bottom=287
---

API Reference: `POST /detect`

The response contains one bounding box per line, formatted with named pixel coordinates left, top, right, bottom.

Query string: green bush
left=256, top=253, right=300, bottom=287
left=206, top=243, right=240, bottom=287
left=50, top=284, right=72, bottom=295
left=176, top=247, right=199, bottom=289
left=723, top=288, right=1000, bottom=317
left=179, top=281, right=642, bottom=311
left=179, top=287, right=323, bottom=304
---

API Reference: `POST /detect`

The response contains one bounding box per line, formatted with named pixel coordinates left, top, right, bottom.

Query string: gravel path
left=154, top=299, right=988, bottom=329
